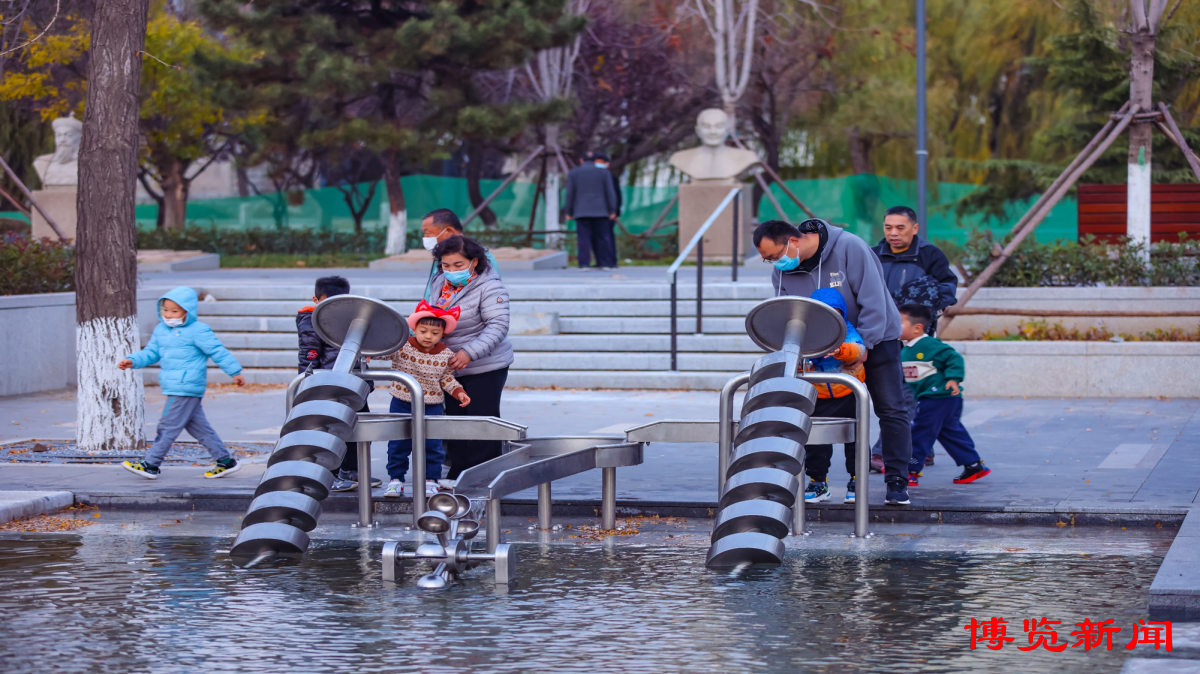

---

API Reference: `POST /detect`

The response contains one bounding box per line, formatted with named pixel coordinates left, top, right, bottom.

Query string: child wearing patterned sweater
left=383, top=301, right=472, bottom=498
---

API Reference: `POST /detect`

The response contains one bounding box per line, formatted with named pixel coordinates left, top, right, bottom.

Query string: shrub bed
left=0, top=234, right=75, bottom=295
left=942, top=231, right=1200, bottom=287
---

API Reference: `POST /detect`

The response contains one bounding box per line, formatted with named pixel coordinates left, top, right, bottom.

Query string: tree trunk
left=848, top=126, right=874, bottom=175
left=466, top=140, right=497, bottom=230
left=383, top=151, right=407, bottom=255
left=160, top=158, right=188, bottom=229
left=75, top=0, right=149, bottom=452
left=1127, top=29, right=1156, bottom=254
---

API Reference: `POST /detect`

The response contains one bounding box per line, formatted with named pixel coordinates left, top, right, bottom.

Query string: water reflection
left=0, top=535, right=1159, bottom=674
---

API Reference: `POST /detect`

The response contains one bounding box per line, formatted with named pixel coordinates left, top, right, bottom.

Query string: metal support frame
left=731, top=192, right=740, bottom=283
left=538, top=482, right=552, bottom=530
left=354, top=370, right=425, bottom=527
left=601, top=467, right=617, bottom=530
left=696, top=237, right=704, bottom=335
left=486, top=499, right=503, bottom=553
left=717, top=370, right=872, bottom=538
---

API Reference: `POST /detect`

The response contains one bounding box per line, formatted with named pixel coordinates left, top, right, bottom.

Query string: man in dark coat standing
left=868, top=204, right=960, bottom=471
left=565, top=151, right=620, bottom=270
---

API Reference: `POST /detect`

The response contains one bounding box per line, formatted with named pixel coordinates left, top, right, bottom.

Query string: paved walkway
left=2, top=386, right=1197, bottom=513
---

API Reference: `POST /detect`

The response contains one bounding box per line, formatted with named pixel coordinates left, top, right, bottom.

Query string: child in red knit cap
left=382, top=301, right=471, bottom=498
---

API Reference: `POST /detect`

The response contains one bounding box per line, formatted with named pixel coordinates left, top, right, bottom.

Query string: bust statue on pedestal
left=30, top=115, right=82, bottom=239
left=668, top=109, right=760, bottom=183
left=669, top=109, right=761, bottom=262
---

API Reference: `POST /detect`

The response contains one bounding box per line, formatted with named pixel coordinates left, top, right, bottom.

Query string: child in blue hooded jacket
left=802, top=288, right=868, bottom=504
left=118, top=287, right=245, bottom=480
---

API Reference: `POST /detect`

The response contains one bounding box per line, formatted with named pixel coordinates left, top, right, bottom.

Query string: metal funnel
left=281, top=400, right=358, bottom=439
left=734, top=407, right=813, bottom=446
left=741, top=377, right=818, bottom=416
left=293, top=371, right=371, bottom=410
left=710, top=500, right=793, bottom=542
left=254, top=461, right=335, bottom=500
left=717, top=467, right=800, bottom=511
left=242, top=491, right=323, bottom=532
left=727, top=437, right=805, bottom=477
left=705, top=531, right=786, bottom=568
left=268, top=430, right=347, bottom=471
left=229, top=522, right=310, bottom=566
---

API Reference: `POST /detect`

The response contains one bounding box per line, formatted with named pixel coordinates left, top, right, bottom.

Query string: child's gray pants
left=144, top=396, right=230, bottom=467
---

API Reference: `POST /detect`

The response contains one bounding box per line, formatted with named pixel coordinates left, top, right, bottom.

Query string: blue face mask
left=773, top=241, right=800, bottom=272
left=444, top=268, right=472, bottom=287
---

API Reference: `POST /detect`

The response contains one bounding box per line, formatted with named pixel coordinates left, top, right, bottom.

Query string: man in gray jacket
left=753, top=218, right=913, bottom=505
left=564, top=151, right=620, bottom=270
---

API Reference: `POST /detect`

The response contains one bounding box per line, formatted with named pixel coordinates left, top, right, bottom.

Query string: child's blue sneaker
left=804, top=477, right=830, bottom=503
left=844, top=477, right=856, bottom=504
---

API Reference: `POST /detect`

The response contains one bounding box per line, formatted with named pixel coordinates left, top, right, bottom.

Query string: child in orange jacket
left=802, top=288, right=867, bottom=504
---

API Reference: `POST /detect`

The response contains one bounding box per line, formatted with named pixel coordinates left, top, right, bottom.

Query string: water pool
left=0, top=524, right=1173, bottom=674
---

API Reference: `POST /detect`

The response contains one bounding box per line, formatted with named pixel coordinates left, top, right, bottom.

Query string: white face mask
left=422, top=237, right=439, bottom=251
left=164, top=317, right=184, bottom=327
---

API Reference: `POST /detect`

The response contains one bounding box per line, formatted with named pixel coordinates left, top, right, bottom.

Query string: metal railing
left=666, top=186, right=742, bottom=371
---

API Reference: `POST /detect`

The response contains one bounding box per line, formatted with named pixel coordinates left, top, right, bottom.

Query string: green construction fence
left=134, top=173, right=1076, bottom=246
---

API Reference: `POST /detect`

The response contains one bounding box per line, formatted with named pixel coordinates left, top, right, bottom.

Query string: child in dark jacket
left=296, top=276, right=378, bottom=492
left=119, top=287, right=245, bottom=480
left=898, top=304, right=990, bottom=486
left=802, top=289, right=868, bottom=504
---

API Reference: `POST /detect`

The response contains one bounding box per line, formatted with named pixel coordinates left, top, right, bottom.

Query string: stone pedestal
left=677, top=181, right=754, bottom=263
left=30, top=188, right=77, bottom=240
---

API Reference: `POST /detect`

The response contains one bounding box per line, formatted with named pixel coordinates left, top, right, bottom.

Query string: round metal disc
left=728, top=437, right=805, bottom=477
left=229, top=522, right=310, bottom=565
left=711, top=500, right=793, bottom=541
left=312, top=294, right=409, bottom=357
left=254, top=460, right=335, bottom=500
left=294, top=371, right=370, bottom=410
left=745, top=296, right=847, bottom=357
left=242, top=491, right=323, bottom=532
left=269, top=430, right=347, bottom=471
left=705, top=531, right=786, bottom=568
left=734, top=407, right=813, bottom=446
left=281, top=400, right=358, bottom=439
left=742, top=377, right=818, bottom=416
left=718, top=467, right=800, bottom=511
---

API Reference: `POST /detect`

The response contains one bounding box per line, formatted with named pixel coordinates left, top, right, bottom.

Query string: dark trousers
left=576, top=217, right=617, bottom=268
left=336, top=401, right=370, bottom=476
left=442, top=366, right=509, bottom=479
left=909, top=396, right=981, bottom=472
left=804, top=395, right=857, bottom=480
left=864, top=339, right=913, bottom=482
left=387, top=397, right=445, bottom=481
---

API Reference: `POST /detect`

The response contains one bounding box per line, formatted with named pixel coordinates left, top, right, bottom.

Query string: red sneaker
left=907, top=472, right=920, bottom=487
left=953, top=462, right=991, bottom=484
left=870, top=454, right=885, bottom=473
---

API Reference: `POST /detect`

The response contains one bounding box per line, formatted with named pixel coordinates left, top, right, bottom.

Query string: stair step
left=199, top=282, right=774, bottom=302
left=195, top=299, right=764, bottom=318
left=558, top=317, right=748, bottom=334
left=142, top=368, right=744, bottom=390
left=210, top=333, right=764, bottom=352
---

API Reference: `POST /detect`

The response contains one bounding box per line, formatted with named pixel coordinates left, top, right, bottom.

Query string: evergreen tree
left=200, top=0, right=582, bottom=243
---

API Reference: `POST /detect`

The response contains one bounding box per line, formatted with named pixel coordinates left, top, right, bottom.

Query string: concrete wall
left=949, top=340, right=1200, bottom=398
left=0, top=290, right=163, bottom=397
left=942, top=287, right=1200, bottom=340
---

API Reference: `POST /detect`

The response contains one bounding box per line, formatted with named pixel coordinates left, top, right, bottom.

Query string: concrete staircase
left=142, top=282, right=776, bottom=390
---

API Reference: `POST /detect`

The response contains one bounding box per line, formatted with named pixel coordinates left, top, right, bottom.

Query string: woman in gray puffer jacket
left=428, top=235, right=514, bottom=478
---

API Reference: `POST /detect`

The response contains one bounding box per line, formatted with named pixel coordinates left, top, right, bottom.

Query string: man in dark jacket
left=296, top=275, right=378, bottom=491
left=565, top=151, right=620, bottom=270
left=872, top=205, right=959, bottom=332
left=868, top=205, right=960, bottom=471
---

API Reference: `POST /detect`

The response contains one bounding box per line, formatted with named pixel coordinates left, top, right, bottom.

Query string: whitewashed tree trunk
left=77, top=317, right=145, bottom=451
left=383, top=159, right=407, bottom=256
left=75, top=0, right=149, bottom=452
left=1126, top=1, right=1165, bottom=260
left=545, top=172, right=562, bottom=249
left=385, top=208, right=407, bottom=255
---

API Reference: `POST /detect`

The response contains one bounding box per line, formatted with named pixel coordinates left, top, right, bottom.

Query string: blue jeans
left=144, top=396, right=230, bottom=467
left=909, top=396, right=981, bottom=472
left=387, top=397, right=445, bottom=482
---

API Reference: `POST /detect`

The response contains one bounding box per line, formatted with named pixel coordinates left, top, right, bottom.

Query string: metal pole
left=357, top=370, right=426, bottom=526
left=851, top=379, right=872, bottom=538
left=601, top=467, right=616, bottom=530
left=731, top=191, right=739, bottom=282
left=486, top=498, right=502, bottom=553
left=537, top=482, right=552, bottom=530
left=717, top=372, right=750, bottom=496
left=915, top=0, right=928, bottom=226
left=696, top=238, right=704, bottom=335
left=356, top=442, right=374, bottom=527
left=669, top=275, right=678, bottom=371
left=793, top=467, right=806, bottom=535
left=331, top=319, right=369, bottom=373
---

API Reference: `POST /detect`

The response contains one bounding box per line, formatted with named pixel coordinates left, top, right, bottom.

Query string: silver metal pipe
left=356, top=441, right=373, bottom=527
left=717, top=372, right=751, bottom=495
left=486, top=499, right=502, bottom=553
left=537, top=482, right=552, bottom=530
left=358, top=370, right=426, bottom=525
left=793, top=467, right=806, bottom=535
left=849, top=377, right=872, bottom=538
left=332, top=318, right=369, bottom=373
left=284, top=371, right=306, bottom=416
left=601, top=467, right=616, bottom=530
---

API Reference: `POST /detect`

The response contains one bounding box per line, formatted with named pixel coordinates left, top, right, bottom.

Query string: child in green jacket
left=899, top=304, right=990, bottom=486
